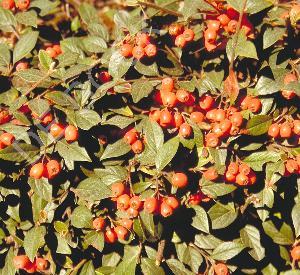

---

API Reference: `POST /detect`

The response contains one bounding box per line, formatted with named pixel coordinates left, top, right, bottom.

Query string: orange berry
left=204, top=29, right=217, bottom=43
left=159, top=109, right=173, bottom=127
left=171, top=172, right=188, bottom=188
left=176, top=89, right=190, bottom=103
left=114, top=226, right=128, bottom=240
left=190, top=112, right=204, bottom=124
left=248, top=171, right=257, bottom=185
left=188, top=193, right=202, bottom=205
left=183, top=29, right=195, bottom=42
left=120, top=43, right=133, bottom=57
left=239, top=163, right=251, bottom=176
left=227, top=20, right=238, bottom=33
left=13, top=255, right=31, bottom=269
left=111, top=182, right=125, bottom=197
left=0, top=133, right=15, bottom=146
left=24, top=261, right=37, bottom=274
left=248, top=98, right=262, bottom=113
left=45, top=47, right=57, bottom=58
left=52, top=44, right=62, bottom=55
left=291, top=246, right=300, bottom=261
left=50, top=123, right=65, bottom=138
left=0, top=109, right=11, bottom=124
left=145, top=44, right=157, bottom=57
left=92, top=217, right=106, bottom=231
left=131, top=140, right=144, bottom=154
left=212, top=124, right=224, bottom=138
left=16, top=0, right=30, bottom=11
left=124, top=129, right=138, bottom=145
left=2, top=0, right=15, bottom=9
left=206, top=109, right=218, bottom=121
left=41, top=112, right=53, bottom=125
left=165, top=196, right=179, bottom=209
left=129, top=195, right=142, bottom=210
left=282, top=73, right=297, bottom=100
left=119, top=218, right=133, bottom=230
left=173, top=112, right=184, bottom=128
left=214, top=263, right=229, bottom=275
left=228, top=162, right=239, bottom=175
left=161, top=77, right=174, bottom=93
left=220, top=119, right=232, bottom=135
left=36, top=258, right=49, bottom=271
left=293, top=120, right=300, bottom=135
left=199, top=95, right=214, bottom=110
left=175, top=34, right=187, bottom=48
left=117, top=194, right=130, bottom=210
left=217, top=14, right=231, bottom=26
left=104, top=228, right=117, bottom=243
left=280, top=122, right=292, bottom=138
left=144, top=197, right=158, bottom=214
left=64, top=125, right=78, bottom=142
left=230, top=112, right=243, bottom=127
left=225, top=171, right=236, bottom=183
left=45, top=159, right=61, bottom=179
left=235, top=173, right=249, bottom=186
left=15, top=61, right=29, bottom=71
left=161, top=91, right=178, bottom=107
left=169, top=23, right=184, bottom=36
left=207, top=20, right=221, bottom=31
left=135, top=33, right=150, bottom=47
left=149, top=110, right=161, bottom=123
left=268, top=123, right=280, bottom=138
left=132, top=46, right=145, bottom=60
left=240, top=96, right=252, bottom=110
left=205, top=133, right=219, bottom=147
left=160, top=201, right=173, bottom=217
left=203, top=167, right=218, bottom=181
left=205, top=40, right=217, bottom=51
left=29, top=163, right=45, bottom=179
left=286, top=159, right=299, bottom=174
left=127, top=207, right=139, bottom=218
left=179, top=123, right=192, bottom=138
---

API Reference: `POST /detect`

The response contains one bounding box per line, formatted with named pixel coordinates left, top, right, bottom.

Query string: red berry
left=93, top=217, right=106, bottom=231
left=165, top=196, right=179, bottom=209
left=45, top=159, right=61, bottom=179
left=280, top=122, right=292, bottom=138
left=149, top=110, right=161, bottom=123
left=0, top=133, right=15, bottom=146
left=179, top=123, right=192, bottom=138
left=36, top=258, right=49, bottom=271
left=225, top=171, right=236, bottom=183
left=203, top=167, right=218, bottom=181
left=114, top=225, right=128, bottom=240
left=145, top=44, right=157, bottom=57
left=248, top=98, right=262, bottom=113
left=159, top=109, right=173, bottom=127
left=46, top=47, right=57, bottom=58
left=15, top=61, right=29, bottom=71
left=228, top=162, right=239, bottom=175
left=160, top=201, right=173, bottom=217
left=291, top=246, right=300, bottom=261
left=104, top=228, right=117, bottom=243
left=175, top=34, right=187, bottom=48
left=53, top=44, right=62, bottom=55
left=230, top=112, right=243, bottom=127
left=132, top=46, right=145, bottom=60
left=98, top=71, right=111, bottom=83
left=293, top=120, right=300, bottom=135
left=217, top=14, right=231, bottom=26
left=135, top=33, right=150, bottom=47
left=16, top=0, right=30, bottom=11
left=227, top=20, right=238, bottom=33
left=183, top=29, right=195, bottom=42
left=169, top=24, right=184, bottom=36
left=286, top=159, right=299, bottom=174
left=117, top=194, right=130, bottom=210
left=190, top=112, right=204, bottom=124
left=171, top=172, right=188, bottom=188
left=127, top=207, right=139, bottom=218
left=144, top=197, right=158, bottom=214
left=161, top=77, right=174, bottom=93
left=13, top=255, right=31, bottom=269
left=119, top=218, right=133, bottom=230
left=239, top=163, right=251, bottom=176
left=2, top=0, right=15, bottom=9
left=161, top=91, right=178, bottom=107
left=204, top=29, right=217, bottom=43
left=236, top=173, right=249, bottom=186
left=64, top=125, right=78, bottom=142
left=111, top=182, right=125, bottom=197
left=50, top=123, right=65, bottom=138
left=120, top=44, right=133, bottom=57
left=282, top=73, right=297, bottom=100
left=124, top=129, right=138, bottom=145
left=214, top=263, right=229, bottom=275
left=176, top=89, right=190, bottom=103
left=131, top=140, right=144, bottom=154
left=199, top=95, right=214, bottom=110
left=205, top=133, right=219, bottom=147
left=129, top=195, right=142, bottom=210
left=173, top=112, right=184, bottom=128
left=207, top=20, right=221, bottom=31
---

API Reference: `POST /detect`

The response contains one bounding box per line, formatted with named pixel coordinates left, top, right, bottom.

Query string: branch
left=155, top=239, right=166, bottom=266
left=229, top=0, right=248, bottom=70
left=137, top=1, right=182, bottom=17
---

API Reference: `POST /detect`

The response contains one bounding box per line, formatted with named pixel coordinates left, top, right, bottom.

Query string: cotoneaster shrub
left=0, top=0, right=299, bottom=274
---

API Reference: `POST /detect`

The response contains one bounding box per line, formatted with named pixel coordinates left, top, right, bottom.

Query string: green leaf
left=70, top=206, right=93, bottom=229
left=83, top=36, right=107, bottom=53
left=78, top=3, right=99, bottom=25
left=166, top=259, right=194, bottom=275
left=102, top=252, right=121, bottom=267
left=100, top=139, right=131, bottom=160
left=38, top=50, right=53, bottom=70
left=263, top=221, right=294, bottom=245
left=28, top=178, right=52, bottom=202
left=226, top=31, right=258, bottom=62
left=28, top=98, right=50, bottom=118
left=1, top=248, right=16, bottom=275
left=227, top=0, right=272, bottom=14
left=246, top=115, right=273, bottom=136
left=30, top=0, right=60, bottom=16
left=45, top=91, right=79, bottom=109
left=0, top=143, right=39, bottom=162
left=155, top=137, right=180, bottom=171
left=15, top=10, right=38, bottom=27
left=74, top=109, right=101, bottom=130
left=243, top=151, right=282, bottom=171
left=55, top=233, right=71, bottom=255
left=182, top=246, right=203, bottom=273
left=0, top=123, right=30, bottom=143
left=115, top=246, right=140, bottom=275
left=141, top=258, right=165, bottom=275
left=84, top=231, right=104, bottom=252
left=24, top=226, right=46, bottom=261
left=80, top=261, right=95, bottom=275
left=134, top=61, right=159, bottom=76
left=182, top=0, right=215, bottom=20
left=256, top=76, right=282, bottom=95
left=143, top=119, right=164, bottom=152
left=88, top=23, right=109, bottom=41
left=211, top=241, right=245, bottom=261
left=108, top=51, right=132, bottom=79
left=201, top=181, right=236, bottom=198
left=102, top=114, right=139, bottom=129
left=0, top=43, right=11, bottom=70
left=262, top=263, right=277, bottom=275
left=13, top=30, right=39, bottom=64
left=292, top=202, right=300, bottom=238
left=195, top=234, right=222, bottom=250
left=0, top=7, right=16, bottom=29
left=131, top=79, right=154, bottom=103
left=56, top=51, right=79, bottom=68
left=73, top=177, right=111, bottom=203
left=240, top=225, right=265, bottom=261
left=191, top=205, right=210, bottom=233
left=139, top=210, right=155, bottom=237
left=208, top=203, right=238, bottom=230
left=263, top=27, right=286, bottom=49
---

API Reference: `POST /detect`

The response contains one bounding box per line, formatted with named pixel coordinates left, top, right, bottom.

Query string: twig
left=229, top=0, right=248, bottom=71
left=155, top=239, right=166, bottom=266
left=137, top=1, right=182, bottom=17
left=70, top=259, right=87, bottom=275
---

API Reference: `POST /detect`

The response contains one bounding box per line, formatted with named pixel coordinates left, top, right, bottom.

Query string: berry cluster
left=204, top=6, right=254, bottom=51
left=225, top=162, right=256, bottom=186
left=285, top=156, right=300, bottom=176
left=13, top=255, right=48, bottom=274
left=268, top=119, right=300, bottom=139
left=2, top=0, right=30, bottom=11
left=29, top=159, right=61, bottom=180
left=50, top=123, right=79, bottom=142
left=45, top=44, right=62, bottom=58
left=168, top=24, right=195, bottom=48
left=124, top=128, right=144, bottom=154
left=282, top=73, right=299, bottom=100
left=120, top=32, right=157, bottom=60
